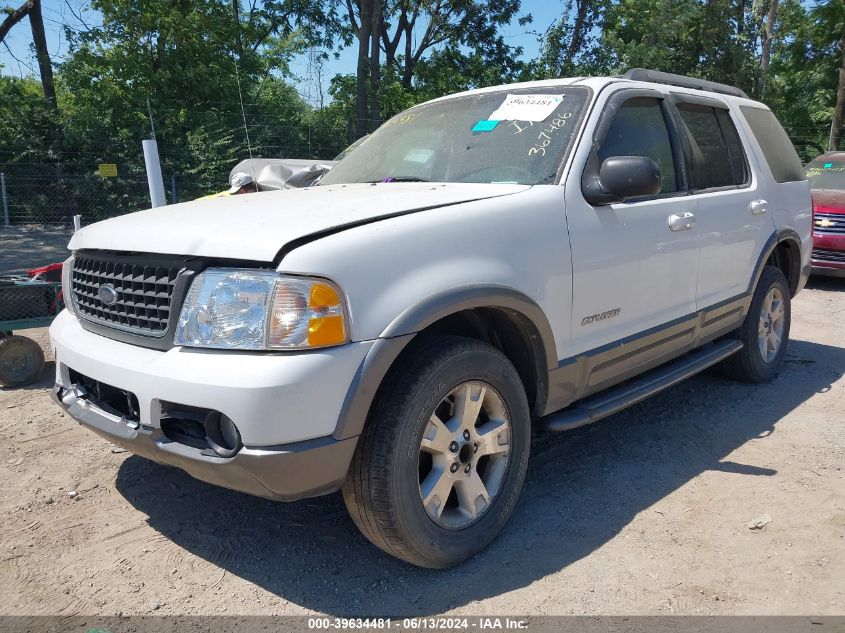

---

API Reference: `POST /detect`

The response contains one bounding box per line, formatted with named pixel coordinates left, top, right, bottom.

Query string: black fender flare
left=332, top=284, right=559, bottom=440
left=749, top=229, right=803, bottom=297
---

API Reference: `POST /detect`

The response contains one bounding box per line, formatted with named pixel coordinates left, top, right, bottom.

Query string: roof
left=416, top=70, right=760, bottom=111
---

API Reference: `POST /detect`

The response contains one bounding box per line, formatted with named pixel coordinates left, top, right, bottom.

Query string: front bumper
left=811, top=233, right=845, bottom=277
left=52, top=385, right=357, bottom=500
left=49, top=310, right=373, bottom=500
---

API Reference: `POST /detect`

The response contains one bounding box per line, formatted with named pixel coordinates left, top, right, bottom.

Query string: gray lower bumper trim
left=52, top=387, right=357, bottom=501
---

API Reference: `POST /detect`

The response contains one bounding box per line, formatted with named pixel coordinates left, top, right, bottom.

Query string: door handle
left=750, top=199, right=768, bottom=215
left=668, top=212, right=695, bottom=232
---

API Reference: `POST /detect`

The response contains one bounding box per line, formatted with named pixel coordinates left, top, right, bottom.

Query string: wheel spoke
left=420, top=413, right=453, bottom=455
left=769, top=329, right=781, bottom=353
left=454, top=471, right=490, bottom=520
left=763, top=292, right=773, bottom=315
left=453, top=383, right=486, bottom=429
left=758, top=333, right=768, bottom=359
left=770, top=300, right=785, bottom=323
left=475, top=417, right=510, bottom=456
left=420, top=467, right=454, bottom=518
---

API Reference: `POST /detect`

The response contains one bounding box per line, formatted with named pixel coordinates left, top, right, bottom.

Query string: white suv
left=50, top=69, right=812, bottom=568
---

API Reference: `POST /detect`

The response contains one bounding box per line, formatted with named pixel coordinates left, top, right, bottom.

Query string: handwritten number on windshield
left=526, top=111, right=573, bottom=157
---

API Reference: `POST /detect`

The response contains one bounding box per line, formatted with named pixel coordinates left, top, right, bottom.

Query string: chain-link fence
left=0, top=172, right=164, bottom=226
left=0, top=126, right=829, bottom=228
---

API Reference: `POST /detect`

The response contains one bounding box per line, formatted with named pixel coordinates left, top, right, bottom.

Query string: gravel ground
left=0, top=278, right=843, bottom=617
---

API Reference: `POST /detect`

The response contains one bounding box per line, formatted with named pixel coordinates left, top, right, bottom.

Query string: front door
left=564, top=90, right=700, bottom=360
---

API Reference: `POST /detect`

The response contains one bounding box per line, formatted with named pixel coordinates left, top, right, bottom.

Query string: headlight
left=174, top=269, right=348, bottom=350
left=61, top=255, right=75, bottom=316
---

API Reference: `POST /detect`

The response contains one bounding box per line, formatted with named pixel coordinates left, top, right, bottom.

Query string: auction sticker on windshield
left=489, top=94, right=565, bottom=122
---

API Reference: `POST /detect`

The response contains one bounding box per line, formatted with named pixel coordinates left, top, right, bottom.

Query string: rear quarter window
left=739, top=106, right=805, bottom=183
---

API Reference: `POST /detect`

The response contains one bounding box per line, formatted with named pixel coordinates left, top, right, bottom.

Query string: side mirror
left=583, top=155, right=662, bottom=205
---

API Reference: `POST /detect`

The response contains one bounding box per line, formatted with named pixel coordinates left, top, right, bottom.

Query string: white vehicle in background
left=51, top=69, right=811, bottom=568
left=229, top=135, right=369, bottom=190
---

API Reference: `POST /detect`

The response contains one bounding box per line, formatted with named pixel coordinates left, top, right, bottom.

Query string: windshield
left=320, top=86, right=589, bottom=186
left=806, top=158, right=845, bottom=191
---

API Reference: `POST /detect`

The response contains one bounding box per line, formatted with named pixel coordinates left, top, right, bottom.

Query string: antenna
left=233, top=58, right=259, bottom=191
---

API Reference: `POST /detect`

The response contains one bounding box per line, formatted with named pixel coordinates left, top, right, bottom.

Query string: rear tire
left=342, top=335, right=531, bottom=568
left=722, top=265, right=791, bottom=383
left=0, top=335, right=45, bottom=387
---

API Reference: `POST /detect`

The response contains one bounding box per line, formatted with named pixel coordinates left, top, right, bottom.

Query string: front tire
left=722, top=265, right=791, bottom=383
left=342, top=336, right=531, bottom=568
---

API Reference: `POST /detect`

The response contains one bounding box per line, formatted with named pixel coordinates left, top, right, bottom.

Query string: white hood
left=69, top=182, right=530, bottom=262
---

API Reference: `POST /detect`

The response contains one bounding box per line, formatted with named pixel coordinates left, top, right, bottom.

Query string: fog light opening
left=203, top=411, right=242, bottom=458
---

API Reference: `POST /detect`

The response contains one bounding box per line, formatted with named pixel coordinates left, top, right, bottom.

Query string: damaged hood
left=69, top=182, right=530, bottom=262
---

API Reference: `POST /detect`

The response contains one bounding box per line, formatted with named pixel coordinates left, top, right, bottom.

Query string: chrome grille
left=71, top=253, right=183, bottom=336
left=813, top=212, right=845, bottom=234
left=812, top=248, right=845, bottom=264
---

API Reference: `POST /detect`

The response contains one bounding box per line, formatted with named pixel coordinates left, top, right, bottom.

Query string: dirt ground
left=1, top=277, right=843, bottom=617
left=0, top=226, right=74, bottom=274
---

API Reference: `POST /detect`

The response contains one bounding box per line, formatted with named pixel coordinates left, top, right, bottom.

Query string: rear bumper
left=52, top=384, right=357, bottom=501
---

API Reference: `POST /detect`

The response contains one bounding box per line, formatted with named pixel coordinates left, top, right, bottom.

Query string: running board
left=545, top=339, right=743, bottom=432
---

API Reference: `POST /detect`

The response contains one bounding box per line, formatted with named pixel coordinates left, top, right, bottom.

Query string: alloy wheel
left=417, top=381, right=512, bottom=530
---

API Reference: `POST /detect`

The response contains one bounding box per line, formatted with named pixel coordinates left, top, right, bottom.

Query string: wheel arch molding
left=332, top=284, right=559, bottom=441
left=750, top=229, right=803, bottom=297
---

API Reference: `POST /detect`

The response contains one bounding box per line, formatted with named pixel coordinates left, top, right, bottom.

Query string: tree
left=757, top=0, right=780, bottom=97
left=538, top=0, right=606, bottom=77
left=27, top=0, right=55, bottom=107
left=340, top=0, right=528, bottom=137
left=0, top=1, right=29, bottom=42
left=828, top=4, right=845, bottom=150
left=1, top=0, right=57, bottom=108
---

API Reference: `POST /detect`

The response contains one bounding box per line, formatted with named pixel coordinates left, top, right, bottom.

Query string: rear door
left=670, top=94, right=774, bottom=308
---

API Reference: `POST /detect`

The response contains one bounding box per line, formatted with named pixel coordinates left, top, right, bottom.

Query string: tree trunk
left=27, top=0, right=57, bottom=109
left=232, top=0, right=243, bottom=62
left=368, top=0, right=381, bottom=130
left=401, top=21, right=413, bottom=88
left=355, top=0, right=372, bottom=138
left=756, top=0, right=779, bottom=97
left=830, top=25, right=845, bottom=151
left=0, top=1, right=30, bottom=43
left=562, top=0, right=591, bottom=73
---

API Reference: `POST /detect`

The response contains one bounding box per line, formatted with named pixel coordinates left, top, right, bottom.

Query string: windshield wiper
left=367, top=176, right=430, bottom=183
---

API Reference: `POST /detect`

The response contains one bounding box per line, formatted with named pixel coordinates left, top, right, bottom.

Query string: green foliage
left=0, top=0, right=843, bottom=225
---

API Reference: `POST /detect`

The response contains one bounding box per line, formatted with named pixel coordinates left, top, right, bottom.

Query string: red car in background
left=807, top=152, right=845, bottom=277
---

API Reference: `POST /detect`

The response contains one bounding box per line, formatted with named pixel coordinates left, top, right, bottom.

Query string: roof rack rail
left=621, top=68, right=749, bottom=99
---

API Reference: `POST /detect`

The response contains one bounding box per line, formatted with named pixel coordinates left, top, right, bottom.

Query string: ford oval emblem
left=97, top=284, right=119, bottom=306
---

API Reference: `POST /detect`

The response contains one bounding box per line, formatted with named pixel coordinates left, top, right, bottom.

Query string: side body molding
left=332, top=284, right=560, bottom=440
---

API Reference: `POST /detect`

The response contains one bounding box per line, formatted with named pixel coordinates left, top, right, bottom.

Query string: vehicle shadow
left=115, top=338, right=844, bottom=616
left=805, top=275, right=845, bottom=292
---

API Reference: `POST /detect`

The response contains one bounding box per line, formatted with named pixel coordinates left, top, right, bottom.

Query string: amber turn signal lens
left=308, top=314, right=345, bottom=347
left=309, top=282, right=341, bottom=310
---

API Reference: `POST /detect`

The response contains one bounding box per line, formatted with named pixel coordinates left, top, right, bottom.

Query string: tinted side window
left=597, top=97, right=678, bottom=194
left=716, top=109, right=748, bottom=185
left=676, top=103, right=747, bottom=189
left=740, top=106, right=805, bottom=183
